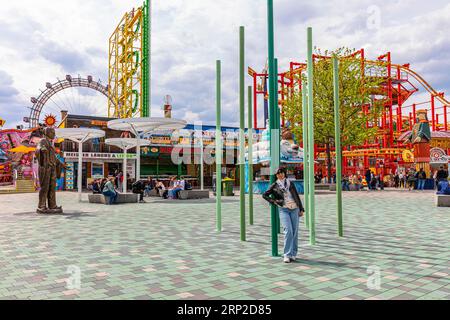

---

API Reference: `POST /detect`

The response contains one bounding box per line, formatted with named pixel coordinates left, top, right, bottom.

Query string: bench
left=88, top=193, right=139, bottom=204
left=436, top=195, right=450, bottom=207
left=329, top=184, right=362, bottom=191
left=178, top=190, right=210, bottom=200
left=147, top=189, right=160, bottom=197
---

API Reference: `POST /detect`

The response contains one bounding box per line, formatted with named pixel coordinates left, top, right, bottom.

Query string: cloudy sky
left=1, top=0, right=449, bottom=128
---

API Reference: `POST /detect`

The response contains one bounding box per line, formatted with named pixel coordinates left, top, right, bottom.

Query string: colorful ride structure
left=108, top=1, right=151, bottom=119
left=249, top=49, right=450, bottom=176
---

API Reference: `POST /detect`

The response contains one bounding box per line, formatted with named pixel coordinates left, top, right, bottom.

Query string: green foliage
left=284, top=47, right=384, bottom=148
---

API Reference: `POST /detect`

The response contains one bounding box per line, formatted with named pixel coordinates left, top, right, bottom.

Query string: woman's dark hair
left=276, top=167, right=287, bottom=176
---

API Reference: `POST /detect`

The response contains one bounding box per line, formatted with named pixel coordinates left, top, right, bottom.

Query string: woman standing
left=263, top=168, right=305, bottom=263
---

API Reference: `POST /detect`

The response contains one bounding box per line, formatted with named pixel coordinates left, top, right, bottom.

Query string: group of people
left=90, top=175, right=192, bottom=205
left=393, top=168, right=425, bottom=191
left=392, top=166, right=448, bottom=191
left=339, top=166, right=449, bottom=192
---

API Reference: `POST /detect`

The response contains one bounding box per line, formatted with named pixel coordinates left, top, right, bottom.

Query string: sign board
left=430, top=148, right=448, bottom=164
left=65, top=162, right=75, bottom=190
left=63, top=152, right=137, bottom=160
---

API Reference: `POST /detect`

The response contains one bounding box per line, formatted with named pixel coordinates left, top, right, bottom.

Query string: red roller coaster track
left=250, top=49, right=450, bottom=175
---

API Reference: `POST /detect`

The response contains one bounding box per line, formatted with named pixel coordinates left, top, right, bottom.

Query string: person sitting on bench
left=168, top=178, right=185, bottom=200
left=144, top=177, right=155, bottom=197
left=132, top=180, right=146, bottom=203
left=102, top=177, right=118, bottom=205
left=92, top=179, right=102, bottom=194
left=155, top=180, right=167, bottom=198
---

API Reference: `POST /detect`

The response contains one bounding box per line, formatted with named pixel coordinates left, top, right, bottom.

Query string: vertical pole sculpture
left=307, top=27, right=316, bottom=245
left=267, top=0, right=278, bottom=256
left=302, top=79, right=310, bottom=230
left=248, top=85, right=254, bottom=226
left=78, top=141, right=83, bottom=202
left=274, top=58, right=281, bottom=235
left=333, top=56, right=344, bottom=237
left=216, top=60, right=222, bottom=232
left=239, top=26, right=246, bottom=241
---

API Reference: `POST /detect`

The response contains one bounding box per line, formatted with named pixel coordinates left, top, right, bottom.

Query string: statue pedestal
left=37, top=207, right=63, bottom=215
left=414, top=143, right=431, bottom=176
left=414, top=143, right=430, bottom=162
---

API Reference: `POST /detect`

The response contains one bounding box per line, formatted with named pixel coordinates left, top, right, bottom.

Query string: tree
left=284, top=47, right=384, bottom=183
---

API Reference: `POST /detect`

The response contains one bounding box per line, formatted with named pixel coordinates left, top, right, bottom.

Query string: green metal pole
left=302, top=79, right=310, bottom=230
left=216, top=60, right=222, bottom=232
left=274, top=58, right=281, bottom=235
left=239, top=26, right=246, bottom=242
left=267, top=0, right=278, bottom=257
left=248, top=85, right=254, bottom=226
left=333, top=56, right=344, bottom=237
left=307, top=27, right=316, bottom=245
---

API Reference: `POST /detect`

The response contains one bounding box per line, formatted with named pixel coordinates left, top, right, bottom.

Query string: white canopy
left=107, top=118, right=187, bottom=181
left=55, top=128, right=105, bottom=142
left=105, top=138, right=151, bottom=150
left=107, top=117, right=187, bottom=135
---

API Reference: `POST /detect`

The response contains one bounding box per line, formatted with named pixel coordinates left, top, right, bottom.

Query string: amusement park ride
left=250, top=49, right=450, bottom=176
left=24, top=0, right=152, bottom=128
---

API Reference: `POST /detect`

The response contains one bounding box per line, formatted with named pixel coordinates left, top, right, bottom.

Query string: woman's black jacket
left=263, top=181, right=304, bottom=212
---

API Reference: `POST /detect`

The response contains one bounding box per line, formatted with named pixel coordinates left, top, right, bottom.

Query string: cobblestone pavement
left=0, top=190, right=448, bottom=300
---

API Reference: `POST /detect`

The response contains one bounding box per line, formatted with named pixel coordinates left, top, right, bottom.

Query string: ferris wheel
left=24, top=75, right=115, bottom=128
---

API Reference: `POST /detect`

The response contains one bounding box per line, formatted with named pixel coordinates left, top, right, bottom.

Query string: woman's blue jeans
left=103, top=190, right=117, bottom=205
left=168, top=188, right=182, bottom=199
left=279, top=207, right=300, bottom=258
left=418, top=179, right=426, bottom=190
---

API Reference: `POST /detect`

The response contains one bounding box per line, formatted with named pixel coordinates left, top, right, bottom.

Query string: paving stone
left=0, top=190, right=448, bottom=300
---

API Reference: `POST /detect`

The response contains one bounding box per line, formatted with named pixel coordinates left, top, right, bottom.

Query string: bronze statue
left=35, top=127, right=66, bottom=214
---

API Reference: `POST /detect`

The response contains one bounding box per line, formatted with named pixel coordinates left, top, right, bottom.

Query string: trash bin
left=222, top=178, right=235, bottom=196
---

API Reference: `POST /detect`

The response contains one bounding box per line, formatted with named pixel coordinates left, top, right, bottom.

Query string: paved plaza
left=0, top=190, right=448, bottom=300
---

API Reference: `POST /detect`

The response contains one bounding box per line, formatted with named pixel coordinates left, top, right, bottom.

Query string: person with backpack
left=262, top=167, right=304, bottom=264
left=407, top=169, right=417, bottom=191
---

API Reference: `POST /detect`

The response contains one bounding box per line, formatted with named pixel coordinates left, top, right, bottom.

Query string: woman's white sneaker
left=283, top=256, right=291, bottom=263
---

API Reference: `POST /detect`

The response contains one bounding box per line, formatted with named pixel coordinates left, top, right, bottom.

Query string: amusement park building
left=58, top=114, right=254, bottom=190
